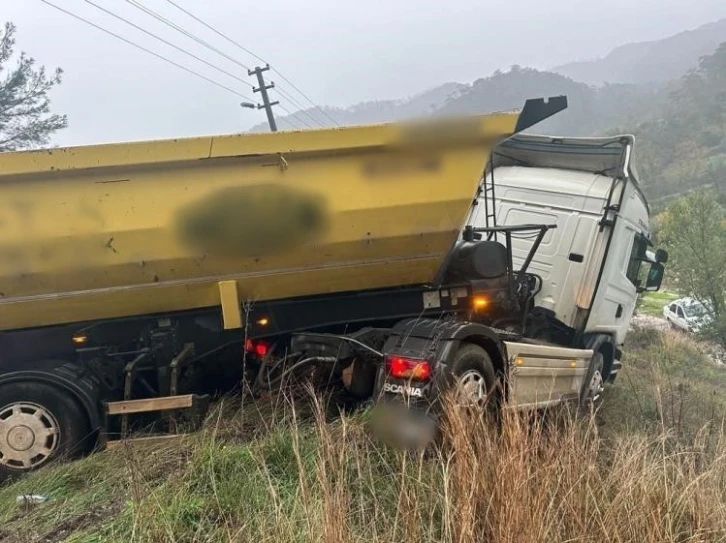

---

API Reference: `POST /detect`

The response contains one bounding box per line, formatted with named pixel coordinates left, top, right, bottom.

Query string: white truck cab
left=467, top=134, right=665, bottom=380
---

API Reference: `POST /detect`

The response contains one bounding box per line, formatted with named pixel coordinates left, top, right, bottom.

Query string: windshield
left=684, top=303, right=708, bottom=318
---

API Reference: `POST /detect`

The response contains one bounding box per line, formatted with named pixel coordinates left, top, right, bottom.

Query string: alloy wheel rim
left=588, top=370, right=604, bottom=403
left=456, top=370, right=488, bottom=407
left=0, top=402, right=60, bottom=471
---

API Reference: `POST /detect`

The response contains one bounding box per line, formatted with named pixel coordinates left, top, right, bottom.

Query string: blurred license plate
left=370, top=402, right=437, bottom=449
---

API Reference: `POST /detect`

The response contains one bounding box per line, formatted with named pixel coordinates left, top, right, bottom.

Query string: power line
left=123, top=0, right=323, bottom=129
left=162, top=0, right=340, bottom=127
left=80, top=0, right=250, bottom=87
left=270, top=70, right=340, bottom=127
left=275, top=86, right=330, bottom=127
left=276, top=110, right=304, bottom=130
left=38, top=0, right=255, bottom=102
left=277, top=103, right=313, bottom=130
left=163, top=0, right=267, bottom=63
left=122, top=0, right=251, bottom=72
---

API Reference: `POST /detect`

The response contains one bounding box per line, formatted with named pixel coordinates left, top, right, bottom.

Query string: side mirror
left=644, top=262, right=664, bottom=291
left=655, top=249, right=669, bottom=264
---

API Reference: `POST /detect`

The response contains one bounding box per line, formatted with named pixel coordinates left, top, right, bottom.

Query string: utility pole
left=248, top=65, right=278, bottom=132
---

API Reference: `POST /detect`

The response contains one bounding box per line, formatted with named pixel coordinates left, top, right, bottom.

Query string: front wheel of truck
left=578, top=352, right=604, bottom=415
left=0, top=381, right=91, bottom=481
left=450, top=344, right=499, bottom=413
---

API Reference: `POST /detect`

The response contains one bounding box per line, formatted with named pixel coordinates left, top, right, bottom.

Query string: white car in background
left=663, top=297, right=712, bottom=333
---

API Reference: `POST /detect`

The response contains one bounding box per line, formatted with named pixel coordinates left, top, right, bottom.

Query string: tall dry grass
left=69, top=393, right=726, bottom=543
left=439, top=405, right=726, bottom=542
left=4, top=326, right=726, bottom=542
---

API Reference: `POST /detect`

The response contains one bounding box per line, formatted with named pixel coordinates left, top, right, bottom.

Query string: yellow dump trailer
left=1, top=97, right=581, bottom=475
left=0, top=110, right=532, bottom=332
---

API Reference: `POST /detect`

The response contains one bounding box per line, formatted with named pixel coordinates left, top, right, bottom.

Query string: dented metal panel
left=0, top=112, right=521, bottom=331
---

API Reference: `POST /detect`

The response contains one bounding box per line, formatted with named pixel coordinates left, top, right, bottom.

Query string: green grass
left=1, top=447, right=134, bottom=542
left=599, top=325, right=726, bottom=440
left=636, top=290, right=679, bottom=317
left=2, top=327, right=726, bottom=542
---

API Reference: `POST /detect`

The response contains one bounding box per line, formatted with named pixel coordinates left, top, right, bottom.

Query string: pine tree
left=0, top=22, right=67, bottom=152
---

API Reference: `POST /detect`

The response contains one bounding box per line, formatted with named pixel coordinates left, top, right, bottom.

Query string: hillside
left=435, top=67, right=657, bottom=136
left=260, top=66, right=659, bottom=139
left=249, top=82, right=467, bottom=131
left=2, top=325, right=725, bottom=542
left=613, top=42, right=726, bottom=202
left=362, top=40, right=726, bottom=203
left=553, top=18, right=726, bottom=86
left=257, top=42, right=726, bottom=203
left=256, top=19, right=725, bottom=136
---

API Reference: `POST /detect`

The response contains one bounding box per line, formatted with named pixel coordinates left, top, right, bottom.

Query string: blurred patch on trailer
left=174, top=184, right=329, bottom=257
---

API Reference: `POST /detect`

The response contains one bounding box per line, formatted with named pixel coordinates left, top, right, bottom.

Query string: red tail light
left=245, top=338, right=270, bottom=357
left=386, top=356, right=431, bottom=381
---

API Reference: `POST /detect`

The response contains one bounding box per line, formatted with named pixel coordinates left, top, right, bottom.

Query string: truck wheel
left=0, top=381, right=90, bottom=480
left=578, top=352, right=604, bottom=414
left=450, top=344, right=498, bottom=411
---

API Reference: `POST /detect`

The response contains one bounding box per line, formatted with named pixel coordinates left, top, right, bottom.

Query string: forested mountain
left=434, top=46, right=726, bottom=203
left=435, top=67, right=658, bottom=136
left=552, top=18, right=726, bottom=86
left=440, top=44, right=726, bottom=202
left=249, top=82, right=466, bottom=131
left=257, top=67, right=659, bottom=136
left=621, top=43, right=726, bottom=202
left=254, top=23, right=725, bottom=205
left=262, top=19, right=724, bottom=135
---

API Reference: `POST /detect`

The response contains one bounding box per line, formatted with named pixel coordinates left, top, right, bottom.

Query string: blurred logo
left=175, top=184, right=328, bottom=257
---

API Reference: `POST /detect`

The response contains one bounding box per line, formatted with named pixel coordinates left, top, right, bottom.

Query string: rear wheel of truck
left=450, top=344, right=498, bottom=413
left=0, top=381, right=90, bottom=481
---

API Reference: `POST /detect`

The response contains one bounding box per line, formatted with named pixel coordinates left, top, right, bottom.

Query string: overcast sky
left=3, top=0, right=726, bottom=146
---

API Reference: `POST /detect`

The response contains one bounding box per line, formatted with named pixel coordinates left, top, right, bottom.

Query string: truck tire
left=578, top=352, right=604, bottom=414
left=450, top=344, right=498, bottom=412
left=0, top=381, right=91, bottom=480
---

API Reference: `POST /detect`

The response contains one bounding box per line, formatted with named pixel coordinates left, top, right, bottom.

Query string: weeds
left=1, top=327, right=726, bottom=542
